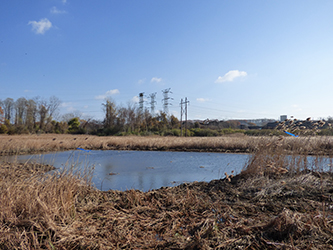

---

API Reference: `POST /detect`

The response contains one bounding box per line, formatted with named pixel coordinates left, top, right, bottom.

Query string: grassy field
left=2, top=133, right=333, bottom=156
left=1, top=135, right=333, bottom=249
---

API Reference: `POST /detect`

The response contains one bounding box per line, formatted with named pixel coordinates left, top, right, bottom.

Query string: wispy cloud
left=94, top=89, right=120, bottom=100
left=50, top=6, right=67, bottom=14
left=151, top=77, right=162, bottom=83
left=215, top=70, right=247, bottom=83
left=196, top=98, right=210, bottom=103
left=62, top=0, right=67, bottom=4
left=60, top=102, right=76, bottom=112
left=138, top=78, right=146, bottom=84
left=28, top=18, right=52, bottom=34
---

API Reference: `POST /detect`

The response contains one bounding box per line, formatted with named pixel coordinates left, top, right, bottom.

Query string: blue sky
left=1, top=0, right=333, bottom=121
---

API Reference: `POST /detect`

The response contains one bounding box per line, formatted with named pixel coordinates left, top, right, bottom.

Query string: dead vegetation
left=2, top=134, right=333, bottom=156
left=1, top=137, right=333, bottom=249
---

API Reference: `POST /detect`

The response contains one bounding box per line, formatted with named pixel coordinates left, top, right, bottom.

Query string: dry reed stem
left=2, top=134, right=333, bottom=157
left=1, top=136, right=333, bottom=249
left=1, top=161, right=333, bottom=249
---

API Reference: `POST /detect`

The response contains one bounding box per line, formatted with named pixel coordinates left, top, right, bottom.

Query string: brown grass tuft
left=1, top=135, right=333, bottom=248
left=0, top=162, right=93, bottom=249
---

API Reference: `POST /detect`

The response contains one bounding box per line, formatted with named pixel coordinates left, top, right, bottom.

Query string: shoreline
left=1, top=135, right=333, bottom=248
left=1, top=159, right=332, bottom=249
left=1, top=133, right=333, bottom=156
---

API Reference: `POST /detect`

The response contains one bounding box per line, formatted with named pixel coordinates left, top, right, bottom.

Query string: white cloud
left=28, top=18, right=52, bottom=34
left=151, top=77, right=162, bottom=83
left=106, top=89, right=120, bottom=95
left=215, top=70, right=247, bottom=83
left=50, top=6, right=66, bottom=14
left=62, top=0, right=67, bottom=3
left=60, top=102, right=75, bottom=112
left=94, top=89, right=120, bottom=100
left=196, top=98, right=210, bottom=103
left=131, top=96, right=139, bottom=103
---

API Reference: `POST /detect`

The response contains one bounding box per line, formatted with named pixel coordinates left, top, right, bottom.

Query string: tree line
left=0, top=96, right=64, bottom=134
left=0, top=96, right=183, bottom=135
left=0, top=96, right=244, bottom=136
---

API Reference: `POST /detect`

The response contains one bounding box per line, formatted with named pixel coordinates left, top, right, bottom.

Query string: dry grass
left=0, top=162, right=94, bottom=250
left=1, top=135, right=333, bottom=249
left=242, top=135, right=333, bottom=177
left=1, top=161, right=333, bottom=249
left=2, top=134, right=333, bottom=156
left=0, top=134, right=254, bottom=155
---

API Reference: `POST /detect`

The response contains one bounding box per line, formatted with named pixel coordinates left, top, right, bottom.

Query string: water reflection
left=4, top=150, right=249, bottom=192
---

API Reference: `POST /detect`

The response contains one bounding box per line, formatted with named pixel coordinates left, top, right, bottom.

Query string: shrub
left=0, top=124, right=8, bottom=134
left=318, top=129, right=333, bottom=136
left=190, top=128, right=219, bottom=137
left=245, top=129, right=283, bottom=136
left=163, top=129, right=181, bottom=136
left=219, top=128, right=245, bottom=135
left=68, top=118, right=80, bottom=133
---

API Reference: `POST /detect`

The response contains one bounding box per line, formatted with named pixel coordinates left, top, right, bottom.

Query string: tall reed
left=242, top=136, right=333, bottom=176
left=0, top=160, right=94, bottom=249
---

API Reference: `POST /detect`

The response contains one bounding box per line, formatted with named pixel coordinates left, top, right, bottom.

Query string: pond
left=5, top=150, right=249, bottom=192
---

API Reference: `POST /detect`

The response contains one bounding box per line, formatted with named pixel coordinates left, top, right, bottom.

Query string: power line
left=180, top=99, right=184, bottom=136
left=139, top=92, right=144, bottom=114
left=148, top=92, right=157, bottom=115
left=179, top=97, right=189, bottom=136
left=161, top=88, right=173, bottom=114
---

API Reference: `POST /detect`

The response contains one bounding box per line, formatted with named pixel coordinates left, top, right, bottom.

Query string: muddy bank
left=1, top=160, right=333, bottom=249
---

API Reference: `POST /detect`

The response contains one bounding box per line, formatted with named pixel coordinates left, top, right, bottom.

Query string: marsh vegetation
left=2, top=134, right=333, bottom=156
left=1, top=135, right=333, bottom=249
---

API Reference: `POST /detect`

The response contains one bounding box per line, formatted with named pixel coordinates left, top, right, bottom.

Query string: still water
left=6, top=150, right=249, bottom=192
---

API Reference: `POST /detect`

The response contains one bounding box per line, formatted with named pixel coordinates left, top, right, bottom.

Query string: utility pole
left=161, top=88, right=173, bottom=114
left=184, top=97, right=189, bottom=137
left=179, top=97, right=189, bottom=136
left=148, top=92, right=157, bottom=115
left=180, top=99, right=184, bottom=136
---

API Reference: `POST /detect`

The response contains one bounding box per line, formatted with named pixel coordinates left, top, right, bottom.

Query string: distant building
left=280, top=115, right=287, bottom=121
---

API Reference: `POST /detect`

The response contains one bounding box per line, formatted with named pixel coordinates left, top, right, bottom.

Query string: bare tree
left=15, top=97, right=27, bottom=125
left=26, top=99, right=37, bottom=130
left=47, top=96, right=61, bottom=122
left=3, top=98, right=14, bottom=122
left=61, top=111, right=83, bottom=122
left=35, top=96, right=61, bottom=130
left=103, top=98, right=117, bottom=129
left=126, top=101, right=137, bottom=132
